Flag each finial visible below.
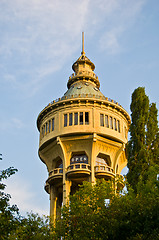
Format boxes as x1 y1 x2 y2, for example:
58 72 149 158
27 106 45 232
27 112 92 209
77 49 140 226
81 32 85 55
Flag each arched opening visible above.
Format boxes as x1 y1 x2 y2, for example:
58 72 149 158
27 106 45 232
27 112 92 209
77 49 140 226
70 151 88 165
55 158 63 169
95 153 114 179
96 153 111 167
67 151 90 179
51 157 63 174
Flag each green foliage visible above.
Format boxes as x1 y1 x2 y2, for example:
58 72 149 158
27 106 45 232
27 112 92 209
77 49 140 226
53 180 114 240
127 87 159 192
0 166 52 240
0 167 19 239
8 213 52 240
53 171 159 240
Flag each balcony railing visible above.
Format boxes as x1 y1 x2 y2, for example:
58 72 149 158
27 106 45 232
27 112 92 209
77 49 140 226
49 168 63 177
95 165 115 179
67 163 91 171
69 70 98 80
95 165 114 173
66 163 91 177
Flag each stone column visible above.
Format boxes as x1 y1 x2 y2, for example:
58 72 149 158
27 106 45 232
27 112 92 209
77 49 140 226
90 133 97 184
63 179 72 205
50 185 57 221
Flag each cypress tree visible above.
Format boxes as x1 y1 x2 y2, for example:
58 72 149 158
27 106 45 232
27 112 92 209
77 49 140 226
146 103 159 165
127 87 149 192
127 87 159 192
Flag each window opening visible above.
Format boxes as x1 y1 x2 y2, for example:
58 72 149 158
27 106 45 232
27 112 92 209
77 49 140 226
52 118 54 131
105 115 109 128
100 114 104 126
85 112 89 125
74 112 78 125
43 125 45 135
69 113 73 126
70 154 88 164
117 120 120 132
64 114 67 127
110 117 113 129
114 118 117 131
42 127 44 137
46 122 48 134
96 153 111 167
80 112 83 125
49 120 51 132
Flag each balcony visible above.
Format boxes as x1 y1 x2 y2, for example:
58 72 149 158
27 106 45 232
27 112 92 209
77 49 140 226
95 165 115 179
116 173 125 190
46 168 63 185
66 163 91 178
44 182 50 194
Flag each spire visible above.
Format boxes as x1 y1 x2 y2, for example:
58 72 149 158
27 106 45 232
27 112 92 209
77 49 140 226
67 32 100 89
81 32 85 55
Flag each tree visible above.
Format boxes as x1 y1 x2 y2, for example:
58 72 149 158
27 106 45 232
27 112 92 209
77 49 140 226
127 87 149 192
147 103 159 165
0 167 20 239
0 166 52 239
53 180 114 240
127 87 159 192
53 171 159 240
8 213 52 240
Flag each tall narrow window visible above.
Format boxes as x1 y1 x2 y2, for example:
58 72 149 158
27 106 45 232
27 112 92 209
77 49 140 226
69 113 73 126
110 117 113 129
46 122 48 134
124 126 127 138
105 115 109 128
42 127 44 137
117 120 120 133
64 114 67 127
43 125 45 135
100 114 104 126
114 118 117 131
80 112 83 125
49 120 51 132
74 112 78 125
85 112 89 125
52 118 54 131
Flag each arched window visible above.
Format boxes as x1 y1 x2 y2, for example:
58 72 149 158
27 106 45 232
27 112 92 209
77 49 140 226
52 157 63 169
55 159 63 169
70 152 88 164
96 153 111 167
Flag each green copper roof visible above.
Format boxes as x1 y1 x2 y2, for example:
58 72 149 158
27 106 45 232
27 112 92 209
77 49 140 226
63 80 105 98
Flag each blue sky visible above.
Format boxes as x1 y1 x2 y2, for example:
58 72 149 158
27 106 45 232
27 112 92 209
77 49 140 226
0 0 159 216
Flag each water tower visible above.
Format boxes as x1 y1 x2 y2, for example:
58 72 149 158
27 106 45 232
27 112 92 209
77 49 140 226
37 33 130 219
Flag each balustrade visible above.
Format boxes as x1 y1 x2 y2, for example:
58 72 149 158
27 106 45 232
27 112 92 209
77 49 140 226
95 165 113 173
67 163 90 171
49 168 63 177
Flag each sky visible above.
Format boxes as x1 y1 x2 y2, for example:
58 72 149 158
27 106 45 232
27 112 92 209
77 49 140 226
0 0 159 216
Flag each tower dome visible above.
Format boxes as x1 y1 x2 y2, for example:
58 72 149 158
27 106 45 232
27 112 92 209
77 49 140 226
37 33 131 220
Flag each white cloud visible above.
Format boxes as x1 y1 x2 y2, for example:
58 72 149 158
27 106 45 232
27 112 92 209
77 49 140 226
4 175 49 216
99 27 124 54
98 0 146 54
0 0 146 95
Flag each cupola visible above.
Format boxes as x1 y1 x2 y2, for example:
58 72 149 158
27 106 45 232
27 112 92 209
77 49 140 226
67 32 100 89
